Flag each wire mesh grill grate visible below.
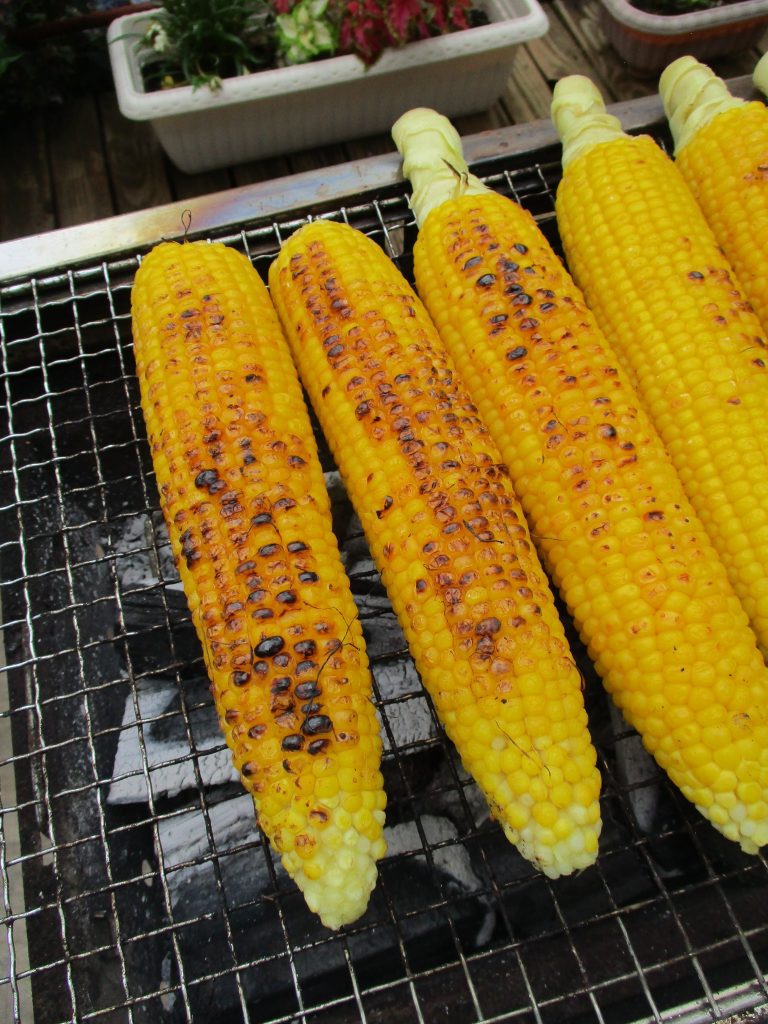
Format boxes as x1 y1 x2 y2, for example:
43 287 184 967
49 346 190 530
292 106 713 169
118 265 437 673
1 139 767 1024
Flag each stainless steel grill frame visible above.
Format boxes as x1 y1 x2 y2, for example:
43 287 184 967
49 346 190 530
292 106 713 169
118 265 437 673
1 86 767 1024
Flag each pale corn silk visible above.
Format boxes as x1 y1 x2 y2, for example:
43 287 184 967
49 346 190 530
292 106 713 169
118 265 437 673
131 240 386 930
270 220 603 880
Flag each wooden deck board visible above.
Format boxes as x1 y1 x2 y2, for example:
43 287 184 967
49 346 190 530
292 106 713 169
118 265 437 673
2 0 766 246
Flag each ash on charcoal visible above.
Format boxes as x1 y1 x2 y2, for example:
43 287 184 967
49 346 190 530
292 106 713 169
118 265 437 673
154 796 492 1020
108 677 238 804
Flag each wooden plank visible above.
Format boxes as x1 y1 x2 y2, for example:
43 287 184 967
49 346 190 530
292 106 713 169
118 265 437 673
98 92 173 215
0 112 55 243
527 1 623 100
167 164 234 203
501 45 554 124
45 95 115 229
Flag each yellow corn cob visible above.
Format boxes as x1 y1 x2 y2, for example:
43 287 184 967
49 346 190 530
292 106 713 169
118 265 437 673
268 219 602 878
551 75 768 660
130 240 386 929
658 56 768 334
391 107 768 855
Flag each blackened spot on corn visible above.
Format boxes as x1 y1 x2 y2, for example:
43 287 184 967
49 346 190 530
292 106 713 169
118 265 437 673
274 497 297 511
376 496 393 519
282 734 304 752
180 308 198 319
443 522 460 534
295 681 321 699
490 313 508 324
301 701 321 715
299 571 319 583
519 317 539 331
500 259 519 273
645 510 665 521
506 346 528 361
327 343 344 357
688 271 704 280
321 385 331 397
272 676 292 693
258 543 280 557
514 243 528 254
753 358 766 368
195 468 221 491
288 455 306 468
287 540 308 553
540 302 556 312
253 661 269 675
232 671 250 687
303 714 333 735
564 375 577 385
463 256 483 270
254 636 285 658
599 424 618 439
356 401 371 418
513 293 532 306
252 608 273 620
476 274 496 288
247 589 267 604
244 373 258 382
241 761 256 776
224 708 239 724
273 652 290 668
297 660 318 675
251 512 272 527
619 441 635 451
415 579 427 593
324 333 340 346
224 600 243 616
277 590 296 604
544 420 558 433
295 639 317 657
476 617 501 635
308 738 329 755
236 560 256 575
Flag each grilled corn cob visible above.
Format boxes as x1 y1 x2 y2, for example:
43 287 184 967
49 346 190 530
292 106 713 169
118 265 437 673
551 75 768 659
131 240 386 929
658 56 768 334
269 219 602 878
391 107 768 854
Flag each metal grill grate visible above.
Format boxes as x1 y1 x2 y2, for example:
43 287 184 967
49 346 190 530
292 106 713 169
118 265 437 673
1 124 768 1024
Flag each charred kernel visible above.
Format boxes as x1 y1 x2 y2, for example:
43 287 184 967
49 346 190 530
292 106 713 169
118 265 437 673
506 346 528 361
247 589 267 603
688 270 704 280
241 761 256 777
463 256 483 270
253 661 269 675
500 259 519 272
512 293 532 305
236 560 256 574
599 424 617 439
251 512 272 526
489 313 508 324
277 590 297 604
281 734 304 752
254 636 285 658
513 242 528 254
476 617 501 635
296 660 318 675
520 318 539 330
274 497 297 511
232 671 250 686
224 708 239 723
195 468 220 489
299 571 319 583
327 343 344 357
248 723 266 739
540 301 556 312
258 543 280 558
645 510 665 521
251 608 274 619
415 579 427 593
273 653 290 668
301 701 322 714
295 681 321 699
376 496 393 519
307 738 329 755
303 714 333 735
294 639 317 656
288 455 306 467
476 274 496 287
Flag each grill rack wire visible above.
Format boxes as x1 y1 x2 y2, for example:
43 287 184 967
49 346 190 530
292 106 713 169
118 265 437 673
0 118 767 1024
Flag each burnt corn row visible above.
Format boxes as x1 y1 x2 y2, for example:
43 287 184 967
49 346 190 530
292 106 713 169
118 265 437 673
130 240 386 930
268 218 603 879
391 107 768 854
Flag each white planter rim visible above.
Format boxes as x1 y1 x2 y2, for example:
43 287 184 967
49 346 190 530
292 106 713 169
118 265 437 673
108 0 548 122
598 0 768 36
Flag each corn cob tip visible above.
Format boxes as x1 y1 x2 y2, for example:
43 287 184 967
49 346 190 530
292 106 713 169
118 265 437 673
551 76 625 168
391 107 490 227
659 56 743 154
754 51 768 97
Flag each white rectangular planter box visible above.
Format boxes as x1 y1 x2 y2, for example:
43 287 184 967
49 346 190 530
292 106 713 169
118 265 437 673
598 0 768 72
108 0 548 174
